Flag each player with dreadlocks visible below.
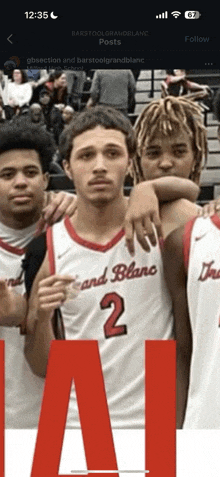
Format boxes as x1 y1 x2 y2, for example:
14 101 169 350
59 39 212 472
125 95 220 429
158 97 220 429
133 95 207 185
124 95 208 254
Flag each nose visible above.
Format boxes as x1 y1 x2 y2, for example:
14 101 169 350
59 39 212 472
93 153 107 173
159 154 173 170
13 172 28 187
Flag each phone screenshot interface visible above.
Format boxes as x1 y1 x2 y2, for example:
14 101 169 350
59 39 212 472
0 7 220 477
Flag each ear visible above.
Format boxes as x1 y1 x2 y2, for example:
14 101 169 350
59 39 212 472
62 159 73 181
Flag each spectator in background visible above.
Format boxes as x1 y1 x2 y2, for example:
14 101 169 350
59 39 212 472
87 69 136 116
0 104 5 124
161 69 211 98
29 103 45 126
29 69 50 104
0 70 9 112
50 104 64 145
0 96 6 122
62 105 75 127
68 70 86 110
44 71 69 106
6 69 33 119
132 70 141 82
38 88 54 129
37 88 62 143
213 87 220 143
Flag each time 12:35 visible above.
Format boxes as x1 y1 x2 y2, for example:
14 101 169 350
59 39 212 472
24 11 50 19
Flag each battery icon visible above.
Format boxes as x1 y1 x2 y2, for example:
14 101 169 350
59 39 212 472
185 11 201 19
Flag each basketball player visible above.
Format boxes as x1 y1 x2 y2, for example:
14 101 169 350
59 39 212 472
0 117 78 428
125 95 208 254
25 106 200 428
163 212 220 429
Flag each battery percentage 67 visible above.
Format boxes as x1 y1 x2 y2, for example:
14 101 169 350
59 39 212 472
185 11 201 19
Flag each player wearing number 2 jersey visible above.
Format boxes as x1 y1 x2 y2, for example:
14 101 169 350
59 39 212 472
45 215 172 427
25 106 198 428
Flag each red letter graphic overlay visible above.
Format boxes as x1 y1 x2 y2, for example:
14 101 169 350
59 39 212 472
0 342 3 477
145 341 176 477
31 340 118 477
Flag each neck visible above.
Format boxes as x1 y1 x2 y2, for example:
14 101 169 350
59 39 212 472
71 195 128 242
0 210 41 230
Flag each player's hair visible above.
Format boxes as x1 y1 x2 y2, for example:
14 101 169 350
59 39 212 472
133 96 207 185
59 105 136 162
0 117 56 172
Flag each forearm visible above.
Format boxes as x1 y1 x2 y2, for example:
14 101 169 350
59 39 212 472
25 317 55 378
176 347 191 428
170 290 191 428
151 176 199 203
163 228 192 428
35 74 49 87
173 292 191 428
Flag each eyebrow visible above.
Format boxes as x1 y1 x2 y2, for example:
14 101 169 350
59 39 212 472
76 143 124 153
146 142 188 149
172 142 188 147
0 165 40 173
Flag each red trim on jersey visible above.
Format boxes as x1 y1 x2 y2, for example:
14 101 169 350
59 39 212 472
46 227 56 275
64 216 125 252
0 237 26 255
183 216 197 272
211 214 220 230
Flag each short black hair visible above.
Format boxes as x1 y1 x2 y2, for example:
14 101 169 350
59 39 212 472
0 117 56 173
59 105 136 162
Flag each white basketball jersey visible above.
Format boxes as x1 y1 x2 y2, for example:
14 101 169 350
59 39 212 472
47 216 173 428
183 215 220 429
0 223 45 428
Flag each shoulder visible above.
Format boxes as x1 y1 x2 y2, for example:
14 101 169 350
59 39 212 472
164 223 185 257
163 214 200 274
160 198 199 239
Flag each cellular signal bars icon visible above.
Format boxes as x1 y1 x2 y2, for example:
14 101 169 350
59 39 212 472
156 11 168 19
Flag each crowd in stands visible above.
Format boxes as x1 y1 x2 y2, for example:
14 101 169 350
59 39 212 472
0 68 141 176
0 69 76 142
0 69 82 173
0 67 218 180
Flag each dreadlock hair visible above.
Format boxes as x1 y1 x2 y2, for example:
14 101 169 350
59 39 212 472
133 96 207 185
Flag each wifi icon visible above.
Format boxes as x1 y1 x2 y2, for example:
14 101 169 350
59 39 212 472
171 11 181 18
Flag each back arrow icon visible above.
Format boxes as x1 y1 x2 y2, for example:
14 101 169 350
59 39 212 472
7 34 13 44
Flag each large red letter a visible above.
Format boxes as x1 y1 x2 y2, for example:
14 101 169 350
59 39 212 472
31 340 118 477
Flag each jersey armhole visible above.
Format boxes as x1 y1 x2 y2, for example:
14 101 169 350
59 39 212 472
183 217 197 272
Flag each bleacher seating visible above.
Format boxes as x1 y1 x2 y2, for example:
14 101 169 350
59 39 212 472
50 70 220 204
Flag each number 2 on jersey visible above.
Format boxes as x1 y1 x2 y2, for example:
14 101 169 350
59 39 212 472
100 292 127 338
